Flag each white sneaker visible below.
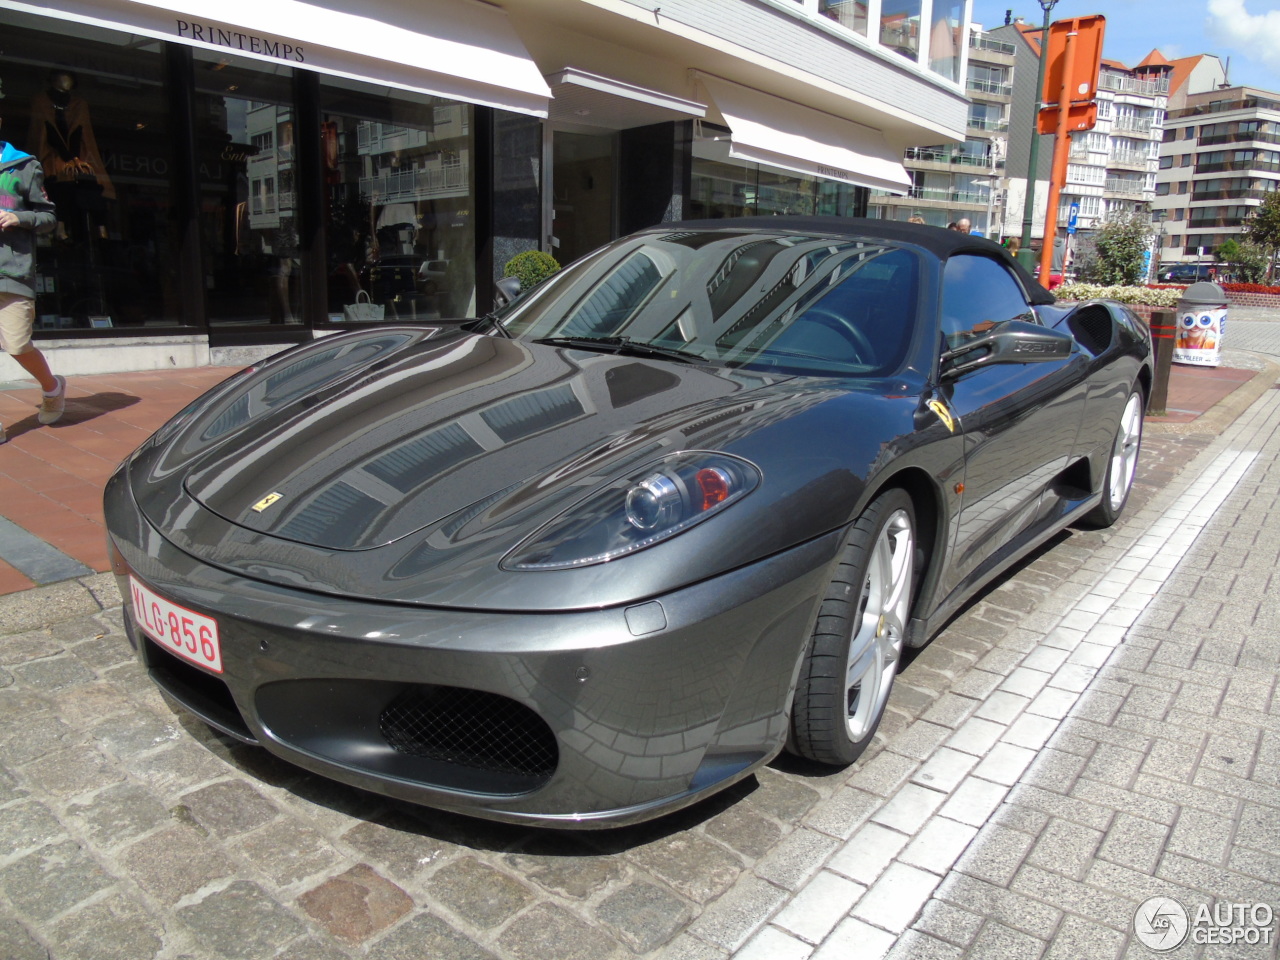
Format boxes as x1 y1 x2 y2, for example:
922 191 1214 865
38 375 66 425
0 422 6 444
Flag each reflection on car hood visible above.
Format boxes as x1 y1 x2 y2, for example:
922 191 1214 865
166 329 780 550
128 327 918 609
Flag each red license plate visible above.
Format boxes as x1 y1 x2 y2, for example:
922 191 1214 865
129 575 223 673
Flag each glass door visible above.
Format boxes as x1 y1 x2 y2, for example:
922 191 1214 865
550 130 616 267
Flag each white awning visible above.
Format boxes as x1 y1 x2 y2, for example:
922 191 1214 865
0 0 552 117
545 68 706 129
697 75 912 194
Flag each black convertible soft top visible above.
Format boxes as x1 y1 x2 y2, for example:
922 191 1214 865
650 215 1056 306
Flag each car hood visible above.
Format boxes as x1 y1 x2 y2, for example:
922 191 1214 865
129 327 919 609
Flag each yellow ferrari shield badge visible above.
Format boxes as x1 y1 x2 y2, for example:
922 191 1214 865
926 399 956 433
251 492 283 513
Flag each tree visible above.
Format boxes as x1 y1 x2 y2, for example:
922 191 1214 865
1218 237 1269 283
1080 211 1153 286
1243 192 1280 283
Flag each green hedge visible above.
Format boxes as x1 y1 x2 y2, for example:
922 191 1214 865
1054 283 1181 307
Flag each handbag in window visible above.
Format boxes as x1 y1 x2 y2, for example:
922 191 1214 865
343 289 384 323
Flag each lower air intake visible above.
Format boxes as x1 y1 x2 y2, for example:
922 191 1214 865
379 685 558 787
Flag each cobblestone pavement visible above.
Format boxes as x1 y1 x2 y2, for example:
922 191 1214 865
2 376 1278 959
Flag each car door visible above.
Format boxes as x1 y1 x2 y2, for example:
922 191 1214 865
934 254 1091 598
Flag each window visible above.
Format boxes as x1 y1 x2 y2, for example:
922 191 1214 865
319 77 476 324
1159 155 1174 169
4 20 187 330
820 0 868 35
940 255 1035 346
929 0 964 81
880 0 922 62
1181 154 1193 167
1156 182 1170 196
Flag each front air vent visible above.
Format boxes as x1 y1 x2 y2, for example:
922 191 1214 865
379 685 558 789
1068 304 1114 355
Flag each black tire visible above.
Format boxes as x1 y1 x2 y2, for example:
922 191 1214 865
789 488 917 766
1082 385 1144 529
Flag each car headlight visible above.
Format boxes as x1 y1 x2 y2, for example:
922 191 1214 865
503 452 761 571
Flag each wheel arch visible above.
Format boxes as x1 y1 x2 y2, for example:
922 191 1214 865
863 466 947 647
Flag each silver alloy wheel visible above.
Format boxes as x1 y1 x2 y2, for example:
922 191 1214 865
845 508 914 741
1108 392 1144 511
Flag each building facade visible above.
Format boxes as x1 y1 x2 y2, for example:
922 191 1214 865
868 24 1014 235
1154 84 1280 268
994 20 1168 256
0 0 972 373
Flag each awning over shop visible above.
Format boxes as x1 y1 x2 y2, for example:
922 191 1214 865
697 75 912 194
0 0 552 117
545 68 706 129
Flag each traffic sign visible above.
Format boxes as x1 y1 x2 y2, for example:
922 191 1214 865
1067 202 1079 235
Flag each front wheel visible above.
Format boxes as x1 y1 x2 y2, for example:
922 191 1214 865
788 488 917 766
1082 386 1144 528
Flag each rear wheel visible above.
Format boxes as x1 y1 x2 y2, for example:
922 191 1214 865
1082 386 1144 528
789 488 916 766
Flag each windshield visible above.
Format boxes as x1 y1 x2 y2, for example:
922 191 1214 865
498 230 922 376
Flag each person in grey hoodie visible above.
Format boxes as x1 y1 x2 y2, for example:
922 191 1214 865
1 114 64 443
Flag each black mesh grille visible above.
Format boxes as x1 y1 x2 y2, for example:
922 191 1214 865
1069 305 1114 355
378 686 558 786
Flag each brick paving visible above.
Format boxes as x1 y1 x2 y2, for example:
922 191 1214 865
0 350 1278 958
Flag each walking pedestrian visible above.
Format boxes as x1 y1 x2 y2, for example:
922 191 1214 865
0 114 63 443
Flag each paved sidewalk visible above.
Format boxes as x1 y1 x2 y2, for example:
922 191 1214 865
0 355 1278 960
740 387 1280 960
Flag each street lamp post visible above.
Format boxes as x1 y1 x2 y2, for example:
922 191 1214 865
1017 0 1058 272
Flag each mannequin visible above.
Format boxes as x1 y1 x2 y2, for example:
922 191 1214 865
28 70 114 241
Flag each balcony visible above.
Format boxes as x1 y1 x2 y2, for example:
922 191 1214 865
967 117 1009 133
905 146 1004 169
1104 178 1147 195
1172 95 1280 119
966 77 1013 98
906 186 991 205
1112 117 1154 136
1191 187 1273 202
1196 159 1280 175
1188 214 1249 228
1107 154 1153 172
1199 131 1280 147
360 164 469 202
969 33 1016 56
1098 73 1169 96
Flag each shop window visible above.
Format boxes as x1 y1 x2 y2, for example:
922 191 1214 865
191 52 299 327
689 150 865 222
319 77 476 323
2 18 185 330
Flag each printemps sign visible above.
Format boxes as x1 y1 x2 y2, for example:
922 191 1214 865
1134 897 1275 951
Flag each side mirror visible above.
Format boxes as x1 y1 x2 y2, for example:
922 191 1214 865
495 276 522 306
941 319 1074 379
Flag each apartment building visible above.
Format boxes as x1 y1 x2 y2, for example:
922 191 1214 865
993 20 1169 253
0 0 970 372
1153 82 1280 267
868 25 1015 235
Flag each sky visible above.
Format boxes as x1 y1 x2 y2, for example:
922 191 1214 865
970 0 1280 94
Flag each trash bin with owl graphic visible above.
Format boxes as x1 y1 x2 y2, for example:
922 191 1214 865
1173 281 1227 367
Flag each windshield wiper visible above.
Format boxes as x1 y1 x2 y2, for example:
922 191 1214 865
533 336 709 364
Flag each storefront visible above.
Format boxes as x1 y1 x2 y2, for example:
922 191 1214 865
0 0 957 371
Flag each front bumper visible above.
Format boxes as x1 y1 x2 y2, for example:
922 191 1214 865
106 468 841 828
